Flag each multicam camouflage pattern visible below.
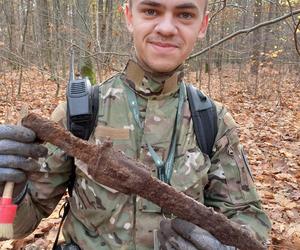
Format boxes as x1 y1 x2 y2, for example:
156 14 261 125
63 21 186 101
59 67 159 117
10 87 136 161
13 60 271 249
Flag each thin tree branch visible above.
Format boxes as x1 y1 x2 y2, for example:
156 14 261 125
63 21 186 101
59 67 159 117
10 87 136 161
210 0 227 21
0 50 66 82
295 19 300 56
73 0 97 47
286 0 297 26
226 4 247 12
188 9 300 60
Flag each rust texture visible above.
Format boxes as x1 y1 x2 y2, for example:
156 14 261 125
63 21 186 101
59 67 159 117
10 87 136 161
22 113 265 250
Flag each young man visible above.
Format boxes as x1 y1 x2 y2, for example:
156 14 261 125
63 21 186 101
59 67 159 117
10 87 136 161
0 0 271 249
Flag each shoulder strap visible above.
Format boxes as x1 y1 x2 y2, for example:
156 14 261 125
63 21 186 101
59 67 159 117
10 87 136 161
186 84 218 158
91 85 100 137
67 84 100 196
53 85 100 250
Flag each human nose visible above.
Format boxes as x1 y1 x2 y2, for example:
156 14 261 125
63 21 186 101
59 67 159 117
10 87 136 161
154 14 177 36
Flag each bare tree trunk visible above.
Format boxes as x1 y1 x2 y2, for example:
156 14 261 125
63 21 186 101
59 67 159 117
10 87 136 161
53 0 67 96
205 24 212 96
17 0 32 95
37 0 53 72
3 0 18 69
207 47 212 96
73 0 93 51
238 0 248 83
104 0 113 63
216 27 224 71
263 1 275 56
250 0 263 76
98 0 105 46
217 11 225 100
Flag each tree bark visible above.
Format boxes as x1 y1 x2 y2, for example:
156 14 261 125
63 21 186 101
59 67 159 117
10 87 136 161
37 0 53 71
22 113 266 250
263 1 275 56
3 0 18 69
250 0 263 76
17 0 31 96
98 0 105 46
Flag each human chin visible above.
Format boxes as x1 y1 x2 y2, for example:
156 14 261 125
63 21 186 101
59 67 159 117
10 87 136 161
145 57 180 73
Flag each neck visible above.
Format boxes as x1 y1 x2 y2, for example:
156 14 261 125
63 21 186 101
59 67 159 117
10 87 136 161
135 56 182 83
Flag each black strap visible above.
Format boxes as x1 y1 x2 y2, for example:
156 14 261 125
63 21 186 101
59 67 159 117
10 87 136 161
52 201 70 249
52 85 100 250
91 85 100 137
67 85 100 197
186 84 218 158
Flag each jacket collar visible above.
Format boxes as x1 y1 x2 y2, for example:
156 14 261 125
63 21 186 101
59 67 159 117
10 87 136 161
123 60 184 98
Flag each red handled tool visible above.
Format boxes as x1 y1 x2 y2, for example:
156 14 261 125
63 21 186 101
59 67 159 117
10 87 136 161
0 182 17 239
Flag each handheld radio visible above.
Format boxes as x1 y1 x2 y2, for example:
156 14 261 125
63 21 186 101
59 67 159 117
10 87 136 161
67 47 94 140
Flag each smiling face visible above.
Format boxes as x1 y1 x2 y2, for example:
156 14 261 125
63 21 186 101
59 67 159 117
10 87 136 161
125 0 208 73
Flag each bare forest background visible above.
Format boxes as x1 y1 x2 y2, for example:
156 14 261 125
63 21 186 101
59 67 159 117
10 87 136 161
0 0 299 249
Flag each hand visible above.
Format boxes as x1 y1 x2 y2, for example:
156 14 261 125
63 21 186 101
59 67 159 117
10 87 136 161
0 125 48 202
158 218 235 250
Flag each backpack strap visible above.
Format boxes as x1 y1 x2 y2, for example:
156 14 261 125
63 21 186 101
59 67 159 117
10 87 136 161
67 84 100 196
52 85 100 250
186 84 218 158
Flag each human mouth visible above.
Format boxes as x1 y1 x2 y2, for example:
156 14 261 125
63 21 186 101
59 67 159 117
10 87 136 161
151 42 178 48
149 41 179 53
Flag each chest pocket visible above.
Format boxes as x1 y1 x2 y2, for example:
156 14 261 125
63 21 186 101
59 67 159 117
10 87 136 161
94 125 130 141
171 147 210 204
221 129 260 203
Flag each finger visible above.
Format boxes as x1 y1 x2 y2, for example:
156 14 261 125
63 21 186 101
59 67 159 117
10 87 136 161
160 220 175 239
0 140 48 158
0 168 27 183
160 220 196 250
165 241 178 250
159 220 178 250
171 218 197 241
157 230 168 250
168 236 199 250
158 226 198 250
157 230 176 250
0 155 41 172
172 219 221 250
0 125 36 143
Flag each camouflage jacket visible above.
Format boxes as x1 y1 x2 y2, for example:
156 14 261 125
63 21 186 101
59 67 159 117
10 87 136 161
13 60 271 249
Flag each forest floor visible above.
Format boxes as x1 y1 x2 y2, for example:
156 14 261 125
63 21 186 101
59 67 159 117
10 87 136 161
0 65 299 250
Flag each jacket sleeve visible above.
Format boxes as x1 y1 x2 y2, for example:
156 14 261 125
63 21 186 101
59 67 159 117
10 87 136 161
13 103 72 238
204 104 272 244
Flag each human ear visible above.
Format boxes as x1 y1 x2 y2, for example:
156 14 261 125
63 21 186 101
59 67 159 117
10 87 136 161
197 11 209 39
124 4 134 33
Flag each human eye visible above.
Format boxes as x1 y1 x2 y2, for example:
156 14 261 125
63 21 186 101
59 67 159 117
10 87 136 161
178 12 194 20
144 8 158 16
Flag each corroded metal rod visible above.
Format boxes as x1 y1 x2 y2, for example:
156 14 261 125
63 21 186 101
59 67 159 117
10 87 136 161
22 113 265 250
